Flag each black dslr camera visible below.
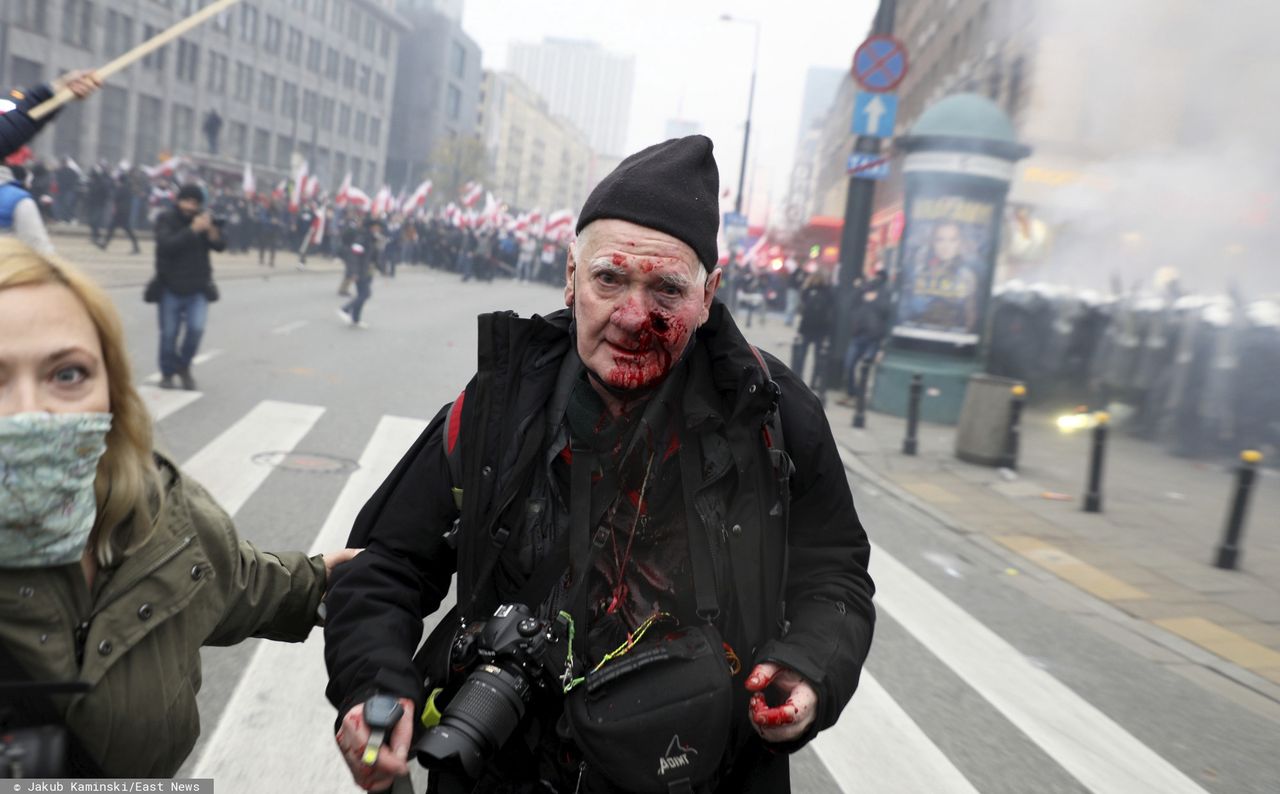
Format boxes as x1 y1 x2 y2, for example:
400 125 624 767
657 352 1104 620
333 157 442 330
413 603 569 779
0 679 90 778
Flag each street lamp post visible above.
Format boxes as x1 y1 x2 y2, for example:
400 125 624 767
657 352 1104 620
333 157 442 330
720 14 759 218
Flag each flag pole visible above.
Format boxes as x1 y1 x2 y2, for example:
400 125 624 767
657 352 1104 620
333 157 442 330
29 0 246 121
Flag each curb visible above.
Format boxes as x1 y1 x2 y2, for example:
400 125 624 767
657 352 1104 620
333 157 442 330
835 437 1280 708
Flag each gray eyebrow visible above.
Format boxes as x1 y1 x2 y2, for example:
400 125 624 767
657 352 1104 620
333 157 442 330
587 260 695 290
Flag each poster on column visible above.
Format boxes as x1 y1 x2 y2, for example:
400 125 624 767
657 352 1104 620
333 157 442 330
893 190 1000 346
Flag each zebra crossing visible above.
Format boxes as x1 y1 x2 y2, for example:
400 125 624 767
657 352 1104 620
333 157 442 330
146 385 1226 794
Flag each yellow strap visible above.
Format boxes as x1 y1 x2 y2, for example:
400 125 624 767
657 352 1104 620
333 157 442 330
420 687 445 728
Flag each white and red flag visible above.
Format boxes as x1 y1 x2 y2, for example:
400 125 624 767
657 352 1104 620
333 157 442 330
460 181 483 207
407 179 433 210
309 212 326 247
371 185 392 216
242 162 255 198
142 155 187 179
345 186 372 211
543 209 574 240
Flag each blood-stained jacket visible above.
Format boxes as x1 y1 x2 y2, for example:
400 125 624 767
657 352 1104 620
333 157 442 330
324 301 875 792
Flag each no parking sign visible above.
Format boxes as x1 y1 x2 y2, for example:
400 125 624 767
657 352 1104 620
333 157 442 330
852 34 909 92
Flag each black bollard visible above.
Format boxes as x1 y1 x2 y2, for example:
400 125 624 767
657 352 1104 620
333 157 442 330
1001 384 1027 469
1214 450 1264 570
790 336 805 375
810 340 828 393
1082 412 1109 513
852 357 870 428
902 374 922 455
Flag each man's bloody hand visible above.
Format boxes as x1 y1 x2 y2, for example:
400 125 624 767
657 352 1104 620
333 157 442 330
745 662 818 743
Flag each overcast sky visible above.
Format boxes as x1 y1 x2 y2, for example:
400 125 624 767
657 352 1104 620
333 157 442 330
461 0 877 223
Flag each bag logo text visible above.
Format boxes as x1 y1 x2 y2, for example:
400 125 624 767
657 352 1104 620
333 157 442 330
657 734 698 776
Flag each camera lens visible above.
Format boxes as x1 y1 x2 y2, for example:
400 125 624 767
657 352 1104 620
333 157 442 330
413 663 532 779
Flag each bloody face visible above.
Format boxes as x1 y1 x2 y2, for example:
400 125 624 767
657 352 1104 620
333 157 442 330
565 219 720 399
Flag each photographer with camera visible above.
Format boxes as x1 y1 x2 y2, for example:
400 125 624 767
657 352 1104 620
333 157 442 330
324 136 875 793
150 183 224 391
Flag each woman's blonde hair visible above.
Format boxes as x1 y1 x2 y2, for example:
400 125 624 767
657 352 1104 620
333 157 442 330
0 239 161 566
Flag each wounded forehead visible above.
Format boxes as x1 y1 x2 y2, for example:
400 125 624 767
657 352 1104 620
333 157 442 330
576 220 706 279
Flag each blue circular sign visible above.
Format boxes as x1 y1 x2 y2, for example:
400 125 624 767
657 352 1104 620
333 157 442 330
853 35 909 92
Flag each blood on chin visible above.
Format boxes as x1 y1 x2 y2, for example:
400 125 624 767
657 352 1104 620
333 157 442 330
604 352 670 390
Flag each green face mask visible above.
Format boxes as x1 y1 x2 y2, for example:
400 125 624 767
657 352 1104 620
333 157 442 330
0 412 112 568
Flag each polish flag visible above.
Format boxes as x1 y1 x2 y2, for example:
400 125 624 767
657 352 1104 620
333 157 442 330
345 186 371 210
407 179 433 210
371 185 392 216
242 162 256 198
743 233 769 267
334 173 352 207
460 181 483 207
543 209 573 238
309 212 326 246
271 180 287 202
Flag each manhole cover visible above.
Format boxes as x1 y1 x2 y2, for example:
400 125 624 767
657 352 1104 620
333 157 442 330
251 451 359 475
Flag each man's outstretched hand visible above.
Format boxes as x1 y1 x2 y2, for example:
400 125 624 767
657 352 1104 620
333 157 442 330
336 698 415 791
745 662 818 743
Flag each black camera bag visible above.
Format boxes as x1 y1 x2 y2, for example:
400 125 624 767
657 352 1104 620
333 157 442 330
564 622 732 794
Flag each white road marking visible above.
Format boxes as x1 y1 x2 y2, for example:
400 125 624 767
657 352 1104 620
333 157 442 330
143 349 224 383
869 543 1210 794
192 416 441 793
136 384 202 422
181 400 325 515
811 671 980 794
271 320 309 335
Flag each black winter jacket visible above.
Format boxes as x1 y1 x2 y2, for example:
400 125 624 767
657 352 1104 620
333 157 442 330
0 84 56 160
153 208 226 296
324 302 875 792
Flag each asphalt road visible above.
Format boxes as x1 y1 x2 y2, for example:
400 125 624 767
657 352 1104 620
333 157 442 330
85 264 1279 793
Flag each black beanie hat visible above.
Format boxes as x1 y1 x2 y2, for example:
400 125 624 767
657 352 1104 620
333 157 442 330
177 183 204 203
576 135 720 268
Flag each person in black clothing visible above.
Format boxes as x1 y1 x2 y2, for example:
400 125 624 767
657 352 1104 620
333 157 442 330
337 217 380 328
97 171 141 254
85 163 112 245
794 271 835 384
0 71 100 160
324 136 874 794
256 199 281 267
153 184 225 390
838 269 892 405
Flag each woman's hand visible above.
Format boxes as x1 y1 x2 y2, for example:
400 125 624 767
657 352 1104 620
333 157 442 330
323 547 363 581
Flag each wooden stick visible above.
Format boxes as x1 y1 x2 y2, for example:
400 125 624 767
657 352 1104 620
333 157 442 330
28 0 246 121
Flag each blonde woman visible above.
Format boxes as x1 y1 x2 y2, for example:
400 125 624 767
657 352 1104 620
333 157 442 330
0 239 356 777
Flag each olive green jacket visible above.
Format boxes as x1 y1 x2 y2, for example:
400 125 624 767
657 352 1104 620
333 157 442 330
0 456 326 777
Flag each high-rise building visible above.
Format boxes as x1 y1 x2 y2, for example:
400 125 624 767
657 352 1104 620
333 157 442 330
784 66 846 228
479 71 593 214
507 38 635 157
385 0 482 193
0 0 408 190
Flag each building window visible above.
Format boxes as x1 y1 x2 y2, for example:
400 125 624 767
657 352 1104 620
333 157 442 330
135 95 163 165
53 92 85 161
321 97 335 131
240 4 259 43
302 90 318 123
234 62 254 103
286 28 304 64
176 40 200 83
14 0 48 34
254 128 271 165
61 0 93 49
97 86 128 165
348 8 362 41
206 52 228 94
275 135 294 170
259 75 277 111
374 73 385 101
343 57 356 88
338 104 351 135
331 0 346 29
450 41 466 79
325 48 340 80
312 0 328 18
142 25 167 71
104 11 134 59
354 111 367 142
380 26 391 59
170 104 195 152
358 65 371 93
350 157 362 188
282 82 299 117
334 152 347 181
229 121 248 160
446 85 462 121
307 38 323 73
369 117 381 147
264 16 282 53
363 16 376 49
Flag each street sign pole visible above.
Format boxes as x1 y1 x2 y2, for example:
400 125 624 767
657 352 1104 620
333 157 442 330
826 0 899 396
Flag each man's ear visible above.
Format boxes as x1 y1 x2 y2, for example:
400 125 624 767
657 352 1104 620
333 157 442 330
700 266 723 325
564 246 577 308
